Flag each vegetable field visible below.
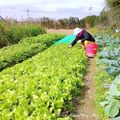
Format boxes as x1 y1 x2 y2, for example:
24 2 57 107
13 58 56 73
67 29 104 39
0 0 120 119
0 40 87 119
95 33 120 120
0 30 120 120
0 33 65 71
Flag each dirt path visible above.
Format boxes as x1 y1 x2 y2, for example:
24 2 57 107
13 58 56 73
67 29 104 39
47 29 74 35
72 58 99 120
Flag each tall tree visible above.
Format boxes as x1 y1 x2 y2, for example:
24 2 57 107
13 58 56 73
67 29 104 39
105 0 120 28
84 15 98 28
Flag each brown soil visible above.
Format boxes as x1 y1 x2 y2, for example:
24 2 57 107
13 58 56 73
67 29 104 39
72 58 99 120
47 29 74 35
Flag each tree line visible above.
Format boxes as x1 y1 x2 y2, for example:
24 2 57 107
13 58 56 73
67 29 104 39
99 0 120 29
37 0 120 30
26 15 100 29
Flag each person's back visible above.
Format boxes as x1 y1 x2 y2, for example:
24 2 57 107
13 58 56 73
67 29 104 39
81 30 95 42
68 28 98 58
70 29 95 47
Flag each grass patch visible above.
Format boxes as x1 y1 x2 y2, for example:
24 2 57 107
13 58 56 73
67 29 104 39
94 57 112 120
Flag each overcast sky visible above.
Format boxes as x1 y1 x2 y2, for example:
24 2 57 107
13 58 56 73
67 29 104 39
0 0 105 20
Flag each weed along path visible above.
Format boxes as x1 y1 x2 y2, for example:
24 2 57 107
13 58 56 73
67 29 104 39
72 58 99 120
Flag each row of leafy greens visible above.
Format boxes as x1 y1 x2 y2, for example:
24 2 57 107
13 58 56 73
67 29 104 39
0 33 65 71
0 44 87 120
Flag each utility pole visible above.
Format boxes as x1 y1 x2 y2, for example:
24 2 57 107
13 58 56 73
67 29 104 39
89 6 93 15
26 9 30 19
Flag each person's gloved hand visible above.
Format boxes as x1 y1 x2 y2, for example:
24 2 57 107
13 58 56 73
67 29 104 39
68 45 72 48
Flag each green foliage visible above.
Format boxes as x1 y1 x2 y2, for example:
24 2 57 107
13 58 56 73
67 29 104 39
6 24 46 44
113 116 120 120
88 27 100 34
100 75 120 118
95 32 120 48
106 0 120 8
0 22 46 48
0 33 65 70
95 33 120 119
84 15 99 28
0 44 87 119
99 10 109 27
55 17 85 29
113 32 120 38
37 16 100 29
95 60 112 120
0 22 10 47
105 0 120 28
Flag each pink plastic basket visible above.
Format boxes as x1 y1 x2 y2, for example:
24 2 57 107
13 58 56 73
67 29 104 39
86 43 98 58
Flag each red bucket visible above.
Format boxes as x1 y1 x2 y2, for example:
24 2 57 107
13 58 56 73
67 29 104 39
86 43 98 58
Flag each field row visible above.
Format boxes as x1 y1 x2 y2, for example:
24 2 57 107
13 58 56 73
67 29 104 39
0 44 87 120
0 33 65 71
